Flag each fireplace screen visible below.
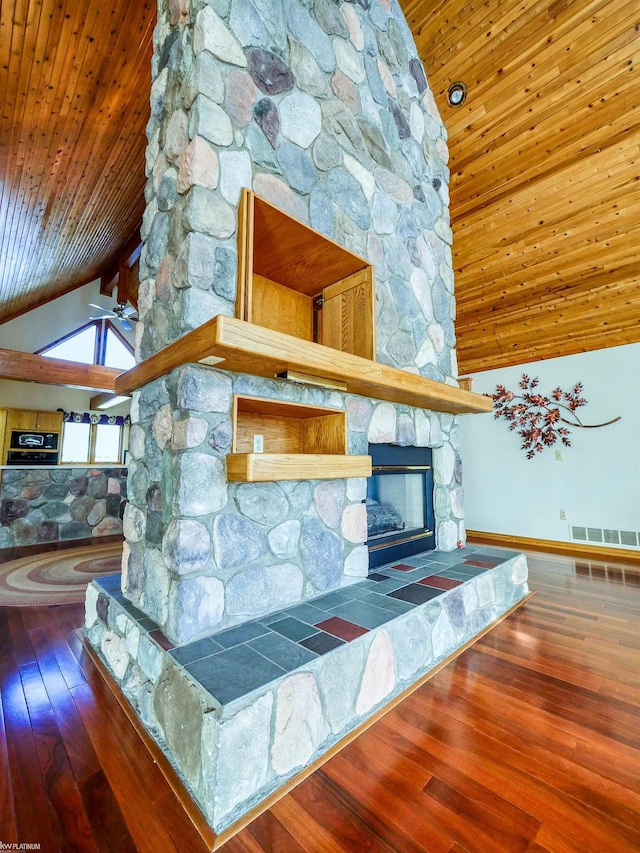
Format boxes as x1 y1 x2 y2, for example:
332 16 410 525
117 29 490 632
366 444 435 568
366 472 426 539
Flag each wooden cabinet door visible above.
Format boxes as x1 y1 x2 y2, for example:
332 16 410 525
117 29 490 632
34 411 63 432
320 268 376 361
8 411 38 431
7 410 62 432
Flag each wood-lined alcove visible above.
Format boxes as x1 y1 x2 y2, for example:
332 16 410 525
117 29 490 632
236 190 376 361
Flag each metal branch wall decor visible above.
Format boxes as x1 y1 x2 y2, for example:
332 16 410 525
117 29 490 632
491 374 621 459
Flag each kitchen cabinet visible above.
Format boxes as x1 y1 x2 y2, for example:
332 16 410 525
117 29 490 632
1 408 63 465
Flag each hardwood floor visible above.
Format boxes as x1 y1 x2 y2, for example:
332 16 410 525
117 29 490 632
1 549 640 851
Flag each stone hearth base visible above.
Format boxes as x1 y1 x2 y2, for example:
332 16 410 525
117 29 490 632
84 546 529 839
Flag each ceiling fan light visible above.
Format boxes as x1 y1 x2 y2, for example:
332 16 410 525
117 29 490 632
447 81 467 107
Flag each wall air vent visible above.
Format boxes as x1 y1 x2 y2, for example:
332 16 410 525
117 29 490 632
570 526 639 549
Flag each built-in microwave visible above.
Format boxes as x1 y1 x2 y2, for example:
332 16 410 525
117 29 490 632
10 430 59 450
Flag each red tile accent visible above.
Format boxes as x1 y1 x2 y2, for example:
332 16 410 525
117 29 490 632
391 563 416 572
464 559 497 569
418 575 463 590
149 629 175 651
315 617 369 642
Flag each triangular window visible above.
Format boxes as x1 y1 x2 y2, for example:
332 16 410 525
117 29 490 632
38 319 134 368
103 325 135 370
39 323 98 364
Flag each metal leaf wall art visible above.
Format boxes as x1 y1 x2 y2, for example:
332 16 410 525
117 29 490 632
491 374 621 459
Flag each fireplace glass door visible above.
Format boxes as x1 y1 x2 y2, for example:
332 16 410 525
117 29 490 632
367 471 426 540
366 444 435 568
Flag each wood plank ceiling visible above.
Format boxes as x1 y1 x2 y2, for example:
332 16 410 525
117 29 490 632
1 0 639 376
403 0 640 373
0 0 154 324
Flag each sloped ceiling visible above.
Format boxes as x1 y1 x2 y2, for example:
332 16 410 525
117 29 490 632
0 0 154 324
402 0 640 372
1 0 639 375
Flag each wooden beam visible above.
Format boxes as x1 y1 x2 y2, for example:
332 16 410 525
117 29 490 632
100 263 120 297
89 391 131 409
0 348 120 392
99 228 142 299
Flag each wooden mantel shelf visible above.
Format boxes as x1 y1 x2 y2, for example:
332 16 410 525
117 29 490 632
115 315 492 415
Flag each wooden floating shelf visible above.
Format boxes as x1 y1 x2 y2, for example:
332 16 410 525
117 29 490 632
229 395 370 481
115 315 493 416
227 453 372 482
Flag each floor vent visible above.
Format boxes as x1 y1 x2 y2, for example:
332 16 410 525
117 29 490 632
571 526 639 549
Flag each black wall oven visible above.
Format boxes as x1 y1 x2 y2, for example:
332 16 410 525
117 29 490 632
6 450 59 465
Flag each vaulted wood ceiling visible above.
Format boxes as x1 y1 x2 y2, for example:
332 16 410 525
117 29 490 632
1 0 639 375
404 0 640 373
0 0 154 324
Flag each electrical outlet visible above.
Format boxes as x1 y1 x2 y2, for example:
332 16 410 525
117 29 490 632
559 509 567 520
555 450 562 461
253 434 264 453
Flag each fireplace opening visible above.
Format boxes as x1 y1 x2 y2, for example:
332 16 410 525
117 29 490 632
366 444 435 569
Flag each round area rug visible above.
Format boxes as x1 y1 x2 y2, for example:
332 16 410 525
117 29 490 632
0 542 123 606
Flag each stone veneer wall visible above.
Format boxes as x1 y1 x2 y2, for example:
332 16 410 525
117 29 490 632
124 368 463 643
86 553 529 834
124 0 464 645
0 467 127 548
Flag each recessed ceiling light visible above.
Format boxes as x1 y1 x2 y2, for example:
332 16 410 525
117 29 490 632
447 82 467 107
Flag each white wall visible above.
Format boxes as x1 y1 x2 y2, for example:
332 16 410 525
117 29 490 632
0 280 132 417
459 343 640 543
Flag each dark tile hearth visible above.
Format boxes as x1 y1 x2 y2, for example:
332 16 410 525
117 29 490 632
186 644 286 706
270 616 318 643
299 632 345 655
94 545 518 709
388 583 443 605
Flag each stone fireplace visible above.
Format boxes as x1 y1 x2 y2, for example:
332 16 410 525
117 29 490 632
84 0 529 840
114 0 469 647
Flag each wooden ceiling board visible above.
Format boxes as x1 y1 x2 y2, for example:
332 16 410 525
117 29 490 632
0 0 154 324
403 0 640 372
2 0 639 379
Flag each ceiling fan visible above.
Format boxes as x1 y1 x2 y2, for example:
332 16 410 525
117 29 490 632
89 301 139 331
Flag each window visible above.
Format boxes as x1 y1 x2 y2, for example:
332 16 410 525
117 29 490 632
39 319 134 368
61 423 91 463
60 420 126 464
94 423 122 462
39 319 134 466
103 329 135 370
40 324 98 364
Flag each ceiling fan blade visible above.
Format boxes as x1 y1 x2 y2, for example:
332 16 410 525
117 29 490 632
90 313 115 320
123 305 137 316
120 319 133 331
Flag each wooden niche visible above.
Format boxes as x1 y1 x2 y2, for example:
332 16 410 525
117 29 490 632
227 395 372 482
236 189 376 361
